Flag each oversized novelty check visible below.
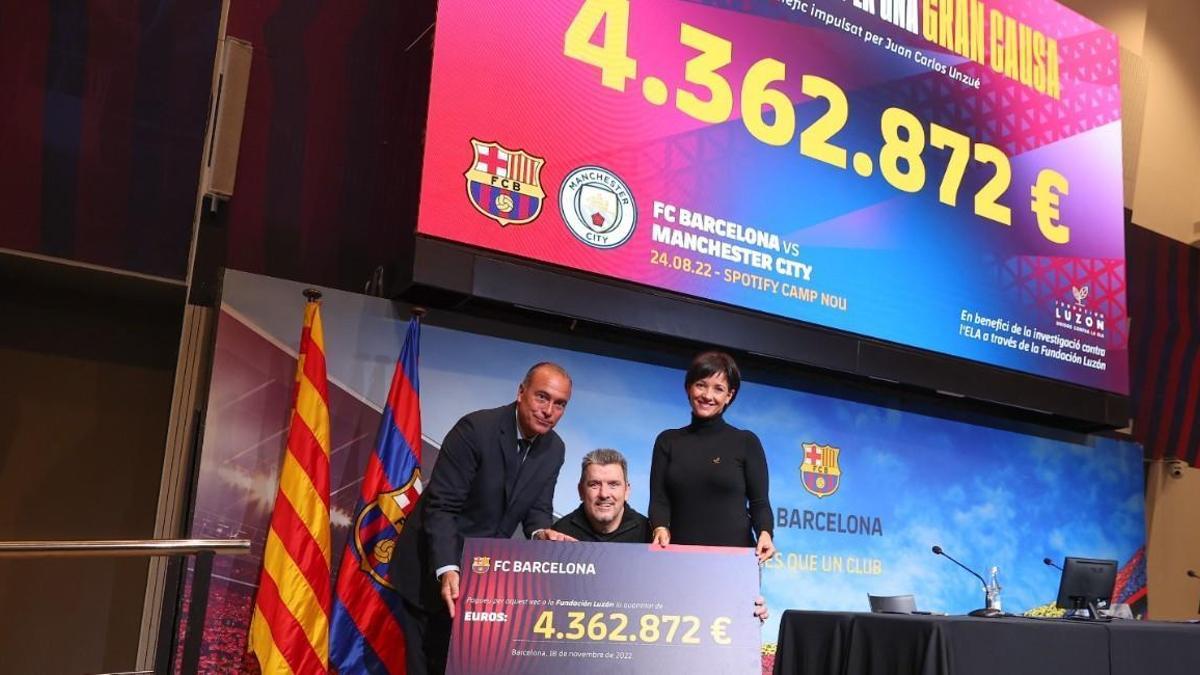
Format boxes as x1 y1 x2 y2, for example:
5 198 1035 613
446 538 760 674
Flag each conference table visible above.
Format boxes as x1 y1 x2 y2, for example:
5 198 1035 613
772 610 1200 675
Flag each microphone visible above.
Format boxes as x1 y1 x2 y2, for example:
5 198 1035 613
931 545 1000 617
1044 557 1064 572
932 545 988 589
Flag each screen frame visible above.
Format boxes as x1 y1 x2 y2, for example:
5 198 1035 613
390 236 1130 429
413 0 1131 399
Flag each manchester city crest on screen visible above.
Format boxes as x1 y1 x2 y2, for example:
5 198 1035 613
464 139 546 227
558 165 636 249
800 442 841 498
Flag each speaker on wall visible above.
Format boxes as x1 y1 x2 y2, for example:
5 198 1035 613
202 37 253 201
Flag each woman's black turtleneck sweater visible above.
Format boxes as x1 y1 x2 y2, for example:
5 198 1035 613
648 413 773 547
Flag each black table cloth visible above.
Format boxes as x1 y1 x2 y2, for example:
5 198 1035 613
773 610 1199 675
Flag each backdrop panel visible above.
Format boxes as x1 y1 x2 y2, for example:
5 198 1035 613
179 270 1143 671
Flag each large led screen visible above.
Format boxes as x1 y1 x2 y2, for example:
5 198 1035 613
416 0 1128 394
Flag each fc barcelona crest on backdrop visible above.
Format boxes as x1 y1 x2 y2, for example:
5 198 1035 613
351 471 423 588
800 442 841 498
464 139 546 227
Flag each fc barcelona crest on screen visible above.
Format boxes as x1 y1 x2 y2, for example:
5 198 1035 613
471 556 492 574
800 442 841 498
464 139 546 227
351 471 423 588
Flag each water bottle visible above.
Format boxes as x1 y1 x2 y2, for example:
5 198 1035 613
985 566 1003 612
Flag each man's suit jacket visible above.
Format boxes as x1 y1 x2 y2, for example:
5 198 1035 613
390 402 565 609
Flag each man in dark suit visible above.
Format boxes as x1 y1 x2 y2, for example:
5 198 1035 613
390 362 576 674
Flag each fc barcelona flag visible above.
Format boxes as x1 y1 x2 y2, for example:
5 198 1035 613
330 317 423 673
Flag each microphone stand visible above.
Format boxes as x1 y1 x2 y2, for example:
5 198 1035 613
932 546 1001 617
1188 570 1200 615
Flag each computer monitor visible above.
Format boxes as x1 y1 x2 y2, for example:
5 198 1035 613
1055 557 1117 619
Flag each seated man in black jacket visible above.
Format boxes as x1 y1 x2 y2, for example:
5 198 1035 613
551 448 650 543
552 448 769 622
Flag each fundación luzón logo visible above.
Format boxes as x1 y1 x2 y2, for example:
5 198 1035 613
1053 284 1106 339
800 442 842 498
558 165 637 249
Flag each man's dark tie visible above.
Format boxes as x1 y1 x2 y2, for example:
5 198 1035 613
517 438 532 463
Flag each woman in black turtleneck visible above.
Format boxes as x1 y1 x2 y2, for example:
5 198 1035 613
648 351 776 562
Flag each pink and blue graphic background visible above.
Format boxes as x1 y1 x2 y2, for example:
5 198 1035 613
416 0 1128 394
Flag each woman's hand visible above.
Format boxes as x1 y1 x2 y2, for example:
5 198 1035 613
652 526 671 548
754 596 769 623
755 531 776 563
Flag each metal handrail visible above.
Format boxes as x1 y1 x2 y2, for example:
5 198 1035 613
0 539 251 675
0 538 251 558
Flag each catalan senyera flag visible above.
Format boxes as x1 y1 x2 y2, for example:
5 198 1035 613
249 295 333 674
330 317 423 674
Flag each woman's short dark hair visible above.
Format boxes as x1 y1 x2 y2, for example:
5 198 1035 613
684 351 741 405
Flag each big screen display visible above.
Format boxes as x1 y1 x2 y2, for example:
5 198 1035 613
415 0 1128 394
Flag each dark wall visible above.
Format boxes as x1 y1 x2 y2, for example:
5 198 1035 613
0 256 183 674
1127 224 1200 466
208 0 435 292
0 0 221 279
